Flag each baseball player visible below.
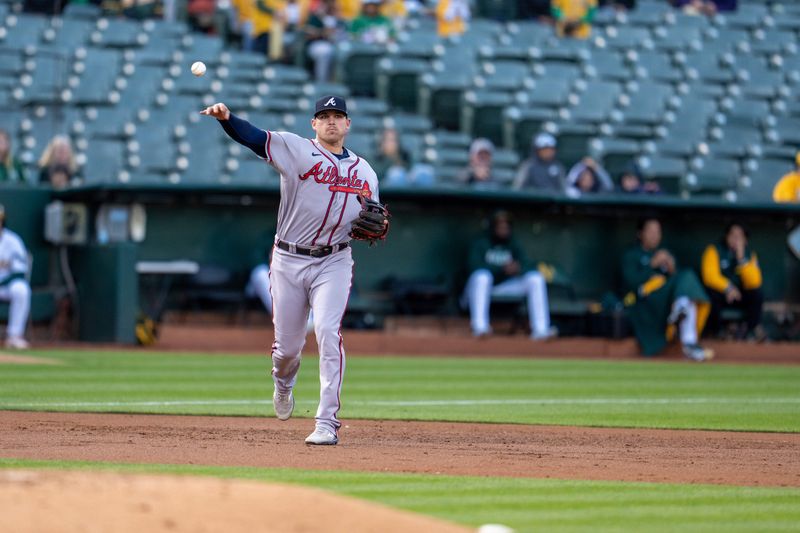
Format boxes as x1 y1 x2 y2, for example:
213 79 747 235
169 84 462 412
201 95 389 445
0 204 31 350
463 210 555 340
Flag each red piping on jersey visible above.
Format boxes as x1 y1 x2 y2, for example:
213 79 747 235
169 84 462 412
267 245 278 376
311 192 336 246
265 131 273 162
326 156 360 245
309 139 344 247
332 263 354 433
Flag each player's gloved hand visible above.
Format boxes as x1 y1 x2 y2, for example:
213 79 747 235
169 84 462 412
349 195 390 245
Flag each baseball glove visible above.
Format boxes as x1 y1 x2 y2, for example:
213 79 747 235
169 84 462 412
350 196 390 245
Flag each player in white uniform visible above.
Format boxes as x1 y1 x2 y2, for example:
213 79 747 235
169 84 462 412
201 95 385 445
0 204 31 349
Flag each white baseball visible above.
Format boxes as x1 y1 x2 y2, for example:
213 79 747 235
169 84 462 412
191 61 206 77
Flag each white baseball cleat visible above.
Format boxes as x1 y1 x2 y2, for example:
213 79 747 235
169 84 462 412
682 344 714 362
304 427 338 445
273 389 294 421
4 337 30 350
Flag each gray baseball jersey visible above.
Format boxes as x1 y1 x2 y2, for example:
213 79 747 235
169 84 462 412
253 128 380 439
263 131 380 246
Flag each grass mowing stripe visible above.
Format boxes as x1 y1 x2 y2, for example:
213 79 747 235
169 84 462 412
1 351 798 432
0 459 797 533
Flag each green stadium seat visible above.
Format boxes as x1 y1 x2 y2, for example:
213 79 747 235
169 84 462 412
589 137 640 179
424 130 471 150
375 56 428 112
461 90 514 145
82 139 126 184
0 14 48 50
432 164 462 185
63 3 101 19
625 2 670 27
425 146 468 168
492 147 519 171
550 122 597 168
503 106 558 156
476 60 533 93
636 154 686 194
385 113 431 135
520 78 572 109
393 30 442 60
618 81 672 125
344 132 375 159
678 51 736 85
91 18 143 48
684 156 739 195
183 34 224 61
584 49 629 81
568 81 620 124
631 50 682 83
477 42 535 63
84 107 136 139
498 20 554 47
418 71 472 130
46 18 92 48
226 158 278 186
348 97 389 116
773 118 800 146
738 158 788 203
719 4 769 30
652 25 702 52
336 41 385 96
601 26 652 51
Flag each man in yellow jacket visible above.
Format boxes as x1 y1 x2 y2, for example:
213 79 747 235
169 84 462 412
773 152 800 203
701 222 765 341
552 0 597 39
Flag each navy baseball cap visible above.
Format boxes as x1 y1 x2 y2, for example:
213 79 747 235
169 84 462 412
314 95 348 117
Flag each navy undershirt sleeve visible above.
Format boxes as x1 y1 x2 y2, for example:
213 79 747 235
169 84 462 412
219 113 268 158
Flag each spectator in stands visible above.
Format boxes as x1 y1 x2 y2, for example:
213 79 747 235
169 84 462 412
513 132 565 192
187 0 218 34
381 0 409 31
565 157 613 197
349 0 395 44
772 152 800 204
551 0 597 39
617 162 661 195
251 0 301 58
0 204 31 350
229 0 255 50
38 135 77 189
518 0 553 21
337 0 361 22
303 0 342 81
670 0 736 16
436 0 470 38
459 138 498 189
0 129 27 184
463 210 555 340
701 222 765 341
621 217 712 361
598 0 635 10
373 128 410 183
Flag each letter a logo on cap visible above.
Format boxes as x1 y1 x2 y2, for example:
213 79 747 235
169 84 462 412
325 97 336 107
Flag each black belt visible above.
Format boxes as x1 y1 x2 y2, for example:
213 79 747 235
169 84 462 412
275 240 349 258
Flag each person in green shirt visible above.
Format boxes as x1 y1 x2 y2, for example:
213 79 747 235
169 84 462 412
621 217 712 361
0 129 27 184
463 210 554 340
349 0 394 44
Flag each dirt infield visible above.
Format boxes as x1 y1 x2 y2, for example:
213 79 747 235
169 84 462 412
0 469 469 533
2 411 799 488
150 324 800 365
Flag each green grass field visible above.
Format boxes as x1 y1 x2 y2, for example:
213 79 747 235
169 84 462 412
1 458 798 533
1 350 799 431
1 349 799 532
